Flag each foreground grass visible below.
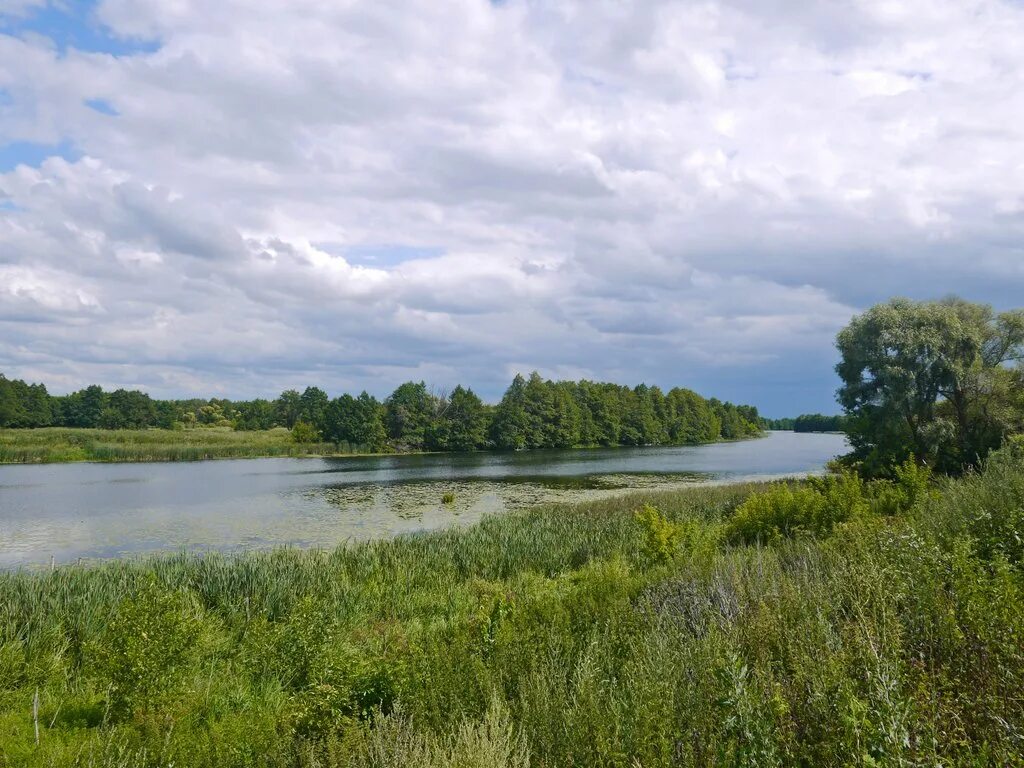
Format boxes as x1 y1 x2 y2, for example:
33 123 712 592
1 450 1023 766
0 427 369 463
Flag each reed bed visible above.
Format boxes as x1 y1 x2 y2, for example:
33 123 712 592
0 427 368 464
0 456 1022 766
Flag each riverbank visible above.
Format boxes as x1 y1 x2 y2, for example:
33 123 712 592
0 427 375 464
1 445 1022 766
0 426 766 465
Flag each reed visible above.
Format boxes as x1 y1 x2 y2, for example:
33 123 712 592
0 427 371 464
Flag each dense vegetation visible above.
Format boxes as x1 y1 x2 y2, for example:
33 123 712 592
0 372 762 460
2 440 1023 766
761 414 848 433
0 427 352 464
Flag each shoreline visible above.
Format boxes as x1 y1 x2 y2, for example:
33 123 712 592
0 428 768 466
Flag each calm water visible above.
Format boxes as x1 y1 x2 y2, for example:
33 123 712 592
0 431 847 567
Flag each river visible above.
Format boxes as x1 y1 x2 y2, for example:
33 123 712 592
0 431 847 567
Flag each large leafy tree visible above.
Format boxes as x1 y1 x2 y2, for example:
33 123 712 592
547 382 582 448
298 386 330 430
274 389 302 428
323 392 387 450
234 398 276 430
101 389 158 429
384 381 439 448
490 374 530 450
426 385 488 451
61 384 106 428
837 297 1024 475
353 392 388 451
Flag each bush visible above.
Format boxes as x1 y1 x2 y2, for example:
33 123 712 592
914 441 1024 564
870 458 933 516
291 420 321 443
634 504 682 565
97 581 204 720
726 472 870 544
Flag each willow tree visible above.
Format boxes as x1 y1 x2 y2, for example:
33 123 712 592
836 297 1024 475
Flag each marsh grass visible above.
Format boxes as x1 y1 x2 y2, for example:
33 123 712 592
0 427 368 464
1 455 1023 766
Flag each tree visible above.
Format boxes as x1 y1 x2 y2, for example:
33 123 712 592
0 375 28 427
298 386 329 431
274 390 302 428
666 388 718 444
323 394 359 445
102 389 158 429
547 382 582 448
0 375 54 427
490 374 530 449
426 385 487 451
353 392 387 451
792 414 847 433
234 399 276 430
522 372 556 448
61 385 106 428
837 297 1024 475
582 381 622 446
384 382 438 449
324 392 387 450
621 386 659 445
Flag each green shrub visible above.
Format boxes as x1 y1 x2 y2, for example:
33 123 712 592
726 472 870 544
914 441 1024 564
870 458 933 516
635 504 683 565
97 580 204 720
291 420 321 444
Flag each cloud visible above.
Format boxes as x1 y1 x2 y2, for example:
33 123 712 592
0 0 1023 415
0 1 47 20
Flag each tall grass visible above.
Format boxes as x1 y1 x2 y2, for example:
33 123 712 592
0 453 1022 766
0 427 371 464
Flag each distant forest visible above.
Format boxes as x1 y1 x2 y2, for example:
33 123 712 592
0 372 762 452
762 414 848 433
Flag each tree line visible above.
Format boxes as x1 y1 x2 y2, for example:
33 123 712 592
0 371 762 452
762 414 848 432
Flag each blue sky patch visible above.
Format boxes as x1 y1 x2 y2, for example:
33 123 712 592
0 1 159 57
85 97 118 116
0 139 80 171
338 244 445 267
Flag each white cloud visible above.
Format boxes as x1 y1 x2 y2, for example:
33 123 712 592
1 0 1023 414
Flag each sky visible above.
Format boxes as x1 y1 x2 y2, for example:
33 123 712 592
1 1 1023 417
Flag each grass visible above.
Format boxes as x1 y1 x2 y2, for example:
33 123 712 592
1 447 1023 766
0 427 371 464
